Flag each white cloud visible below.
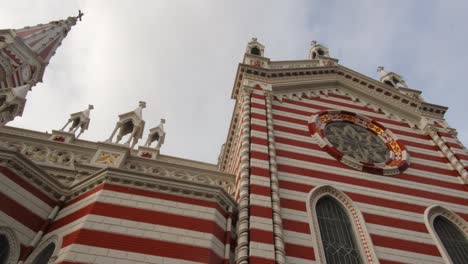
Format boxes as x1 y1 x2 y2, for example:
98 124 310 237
2 0 468 163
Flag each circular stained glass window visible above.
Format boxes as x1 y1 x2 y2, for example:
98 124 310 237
324 122 390 164
308 110 409 175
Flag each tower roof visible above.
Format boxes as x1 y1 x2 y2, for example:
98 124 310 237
13 11 83 64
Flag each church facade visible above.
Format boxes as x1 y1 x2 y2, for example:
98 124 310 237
0 14 467 264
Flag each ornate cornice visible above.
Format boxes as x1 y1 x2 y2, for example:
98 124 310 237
230 63 448 121
0 126 237 206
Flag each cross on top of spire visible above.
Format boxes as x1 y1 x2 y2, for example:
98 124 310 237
77 10 84 21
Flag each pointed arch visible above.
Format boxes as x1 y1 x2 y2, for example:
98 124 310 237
306 185 379 264
25 235 61 264
0 226 20 264
425 205 468 264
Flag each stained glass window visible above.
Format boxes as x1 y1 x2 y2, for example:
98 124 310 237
433 216 468 264
31 243 55 264
0 235 9 264
324 122 389 164
316 196 363 264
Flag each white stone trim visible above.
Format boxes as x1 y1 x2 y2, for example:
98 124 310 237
235 87 252 264
424 205 468 264
306 185 379 264
0 226 21 264
265 92 286 263
24 235 62 264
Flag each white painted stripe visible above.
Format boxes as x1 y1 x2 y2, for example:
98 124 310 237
367 223 433 244
98 190 227 229
250 241 275 259
285 256 316 264
250 216 274 231
374 246 443 264
56 190 102 220
283 230 313 246
56 189 228 230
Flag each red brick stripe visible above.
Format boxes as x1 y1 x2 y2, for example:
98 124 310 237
0 166 56 207
284 243 315 260
62 229 223 264
0 192 43 231
371 234 440 257
51 201 225 242
278 164 468 206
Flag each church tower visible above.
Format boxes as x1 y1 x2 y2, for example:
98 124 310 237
0 13 467 264
0 11 82 125
219 40 468 264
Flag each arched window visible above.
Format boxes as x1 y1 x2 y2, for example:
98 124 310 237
316 196 362 264
0 227 19 264
425 205 468 264
307 185 378 264
433 216 468 264
0 235 9 264
31 243 55 264
250 47 261 56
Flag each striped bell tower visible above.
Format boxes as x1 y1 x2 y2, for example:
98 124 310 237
219 40 468 264
0 11 82 126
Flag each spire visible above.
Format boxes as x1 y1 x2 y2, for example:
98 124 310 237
106 101 147 148
0 83 31 126
59 104 94 138
377 66 408 89
13 10 83 64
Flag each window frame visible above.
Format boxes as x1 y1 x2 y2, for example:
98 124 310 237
0 226 20 264
24 235 61 264
306 185 379 264
424 205 468 264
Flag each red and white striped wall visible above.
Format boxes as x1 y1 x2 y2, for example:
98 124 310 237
269 91 468 264
0 165 58 261
39 183 233 264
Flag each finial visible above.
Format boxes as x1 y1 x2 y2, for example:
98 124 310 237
252 37 258 42
88 104 94 110
377 66 384 72
311 40 317 46
77 10 84 21
139 101 146 108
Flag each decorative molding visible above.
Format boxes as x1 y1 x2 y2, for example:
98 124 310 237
0 146 236 208
425 126 468 184
235 88 252 264
124 158 235 193
306 185 380 264
424 205 468 264
0 226 21 264
264 92 285 263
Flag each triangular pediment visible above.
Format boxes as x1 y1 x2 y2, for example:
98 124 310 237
271 79 421 125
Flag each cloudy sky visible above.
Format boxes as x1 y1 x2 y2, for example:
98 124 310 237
1 1 467 164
